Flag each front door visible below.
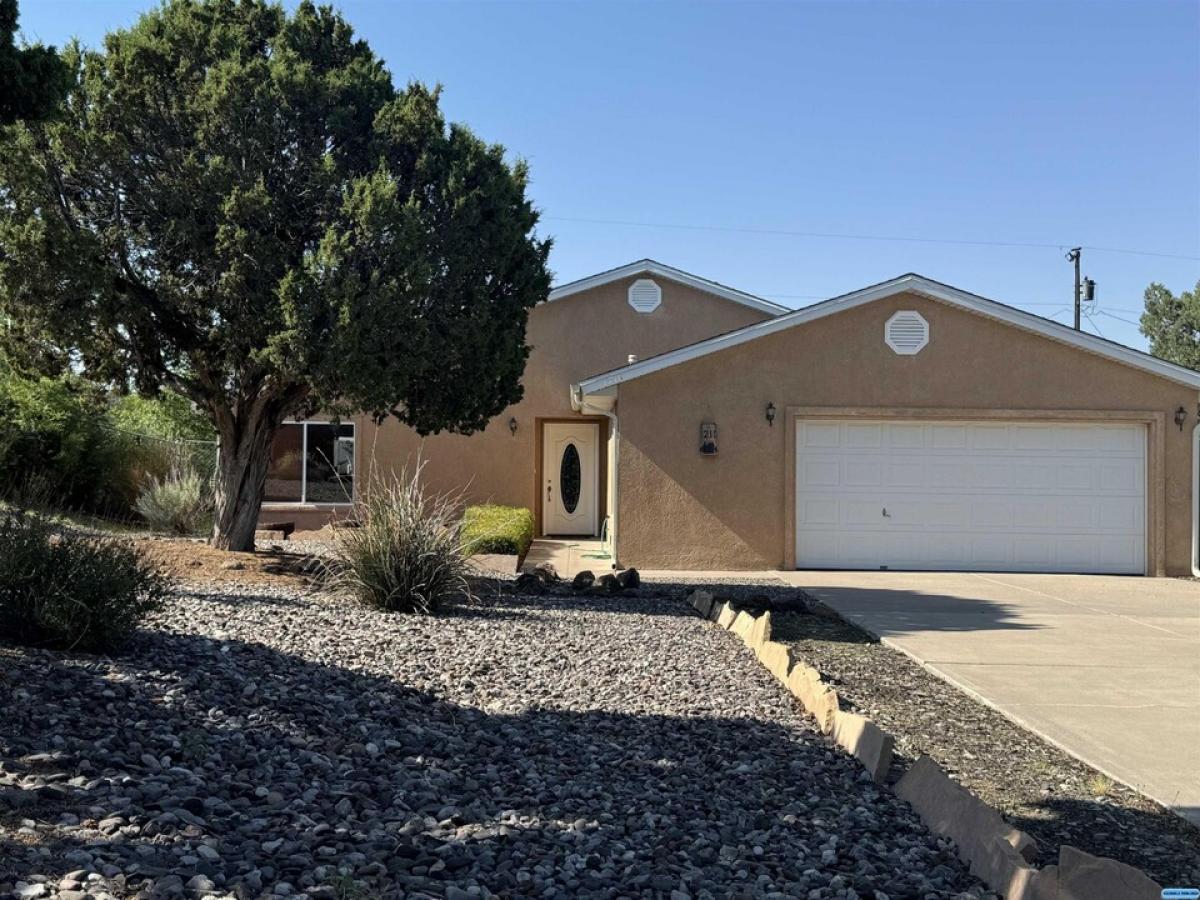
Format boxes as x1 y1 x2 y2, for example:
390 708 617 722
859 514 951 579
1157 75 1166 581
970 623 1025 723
542 422 599 536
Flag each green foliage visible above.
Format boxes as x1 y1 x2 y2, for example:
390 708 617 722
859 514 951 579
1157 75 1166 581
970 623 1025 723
135 466 213 534
1140 281 1200 371
0 374 127 513
0 0 551 547
0 0 70 124
0 372 216 516
461 504 534 558
0 511 169 651
325 464 470 614
110 392 215 443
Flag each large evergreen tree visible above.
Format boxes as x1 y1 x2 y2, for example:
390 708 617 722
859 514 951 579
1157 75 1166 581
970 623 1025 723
0 0 551 550
0 0 70 124
1140 281 1200 371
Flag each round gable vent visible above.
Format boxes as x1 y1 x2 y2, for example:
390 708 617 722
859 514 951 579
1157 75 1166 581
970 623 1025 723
885 310 929 355
628 278 662 313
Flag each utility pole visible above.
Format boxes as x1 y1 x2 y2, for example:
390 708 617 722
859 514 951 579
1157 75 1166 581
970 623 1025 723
1067 247 1082 330
1065 247 1096 332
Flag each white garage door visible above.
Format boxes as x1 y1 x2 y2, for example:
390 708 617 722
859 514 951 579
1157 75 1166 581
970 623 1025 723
795 420 1146 574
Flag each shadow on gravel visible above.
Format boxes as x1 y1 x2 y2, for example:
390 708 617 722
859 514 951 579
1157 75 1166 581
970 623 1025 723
0 622 979 898
468 579 813 621
172 588 313 609
1006 794 1200 880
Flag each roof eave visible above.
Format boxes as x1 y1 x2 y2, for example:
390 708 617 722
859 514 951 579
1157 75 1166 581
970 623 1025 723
547 259 789 316
576 274 1200 398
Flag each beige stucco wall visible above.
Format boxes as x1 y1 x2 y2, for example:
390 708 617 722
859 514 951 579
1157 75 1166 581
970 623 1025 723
269 274 772 534
615 291 1198 575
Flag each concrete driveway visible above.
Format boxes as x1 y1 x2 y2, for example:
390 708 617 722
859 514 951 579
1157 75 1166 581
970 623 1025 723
778 570 1200 825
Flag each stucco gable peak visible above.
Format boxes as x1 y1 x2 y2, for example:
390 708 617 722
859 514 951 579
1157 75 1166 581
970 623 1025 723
546 259 789 316
575 272 1200 395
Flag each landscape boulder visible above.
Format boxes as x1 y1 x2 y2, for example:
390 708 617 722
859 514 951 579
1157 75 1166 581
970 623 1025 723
688 590 714 618
1056 845 1161 900
594 573 622 594
532 562 561 583
514 572 546 594
571 570 595 591
616 567 640 589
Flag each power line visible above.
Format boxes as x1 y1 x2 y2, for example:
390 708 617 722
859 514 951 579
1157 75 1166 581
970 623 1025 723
1097 309 1144 328
544 215 1200 262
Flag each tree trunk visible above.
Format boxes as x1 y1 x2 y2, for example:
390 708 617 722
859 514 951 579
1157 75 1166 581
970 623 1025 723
210 407 278 552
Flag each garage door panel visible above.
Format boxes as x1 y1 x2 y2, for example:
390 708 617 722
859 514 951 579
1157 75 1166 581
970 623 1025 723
795 420 1146 574
844 460 883 486
1013 426 1059 451
801 459 840 487
968 424 1013 450
888 424 925 448
845 423 883 447
885 460 925 487
931 425 969 449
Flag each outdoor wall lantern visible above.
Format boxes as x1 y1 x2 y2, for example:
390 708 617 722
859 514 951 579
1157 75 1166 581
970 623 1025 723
765 402 777 427
508 417 518 436
1175 406 1187 432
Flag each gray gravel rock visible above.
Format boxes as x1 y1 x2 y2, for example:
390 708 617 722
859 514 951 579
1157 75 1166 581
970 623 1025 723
0 573 996 898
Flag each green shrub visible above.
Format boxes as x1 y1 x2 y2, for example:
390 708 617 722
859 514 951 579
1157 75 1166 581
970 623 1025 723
135 466 213 534
0 512 169 651
461 504 534 557
109 391 215 443
0 374 216 518
325 465 470 614
0 375 126 514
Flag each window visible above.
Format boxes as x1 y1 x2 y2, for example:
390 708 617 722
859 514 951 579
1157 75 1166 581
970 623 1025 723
265 421 354 505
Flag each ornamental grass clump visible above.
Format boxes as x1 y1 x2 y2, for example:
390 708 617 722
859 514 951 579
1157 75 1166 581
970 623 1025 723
135 465 213 534
326 465 470 614
0 511 169 651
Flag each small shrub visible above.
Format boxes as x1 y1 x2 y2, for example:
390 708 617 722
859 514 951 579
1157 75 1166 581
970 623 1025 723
461 504 534 558
135 465 213 534
0 512 169 651
325 464 470 614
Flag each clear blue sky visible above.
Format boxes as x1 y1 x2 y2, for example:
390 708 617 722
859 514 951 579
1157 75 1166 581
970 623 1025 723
18 0 1200 351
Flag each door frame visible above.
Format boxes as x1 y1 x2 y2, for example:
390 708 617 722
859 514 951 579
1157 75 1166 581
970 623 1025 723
784 406 1165 576
535 417 608 537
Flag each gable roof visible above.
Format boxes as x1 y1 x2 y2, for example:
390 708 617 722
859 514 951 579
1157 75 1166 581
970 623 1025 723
548 259 790 316
576 272 1200 396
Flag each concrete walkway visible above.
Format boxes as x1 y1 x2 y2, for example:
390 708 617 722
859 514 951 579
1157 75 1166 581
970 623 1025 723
778 570 1200 825
522 538 613 578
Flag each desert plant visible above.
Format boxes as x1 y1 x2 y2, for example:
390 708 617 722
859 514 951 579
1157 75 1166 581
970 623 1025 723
0 511 169 650
325 465 470 614
461 504 534 558
135 465 213 534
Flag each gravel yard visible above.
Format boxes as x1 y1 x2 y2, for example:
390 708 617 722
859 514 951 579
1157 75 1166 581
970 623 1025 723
760 599 1200 888
0 563 993 900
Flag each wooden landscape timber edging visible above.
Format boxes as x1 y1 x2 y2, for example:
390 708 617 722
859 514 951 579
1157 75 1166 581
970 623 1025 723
685 590 1164 900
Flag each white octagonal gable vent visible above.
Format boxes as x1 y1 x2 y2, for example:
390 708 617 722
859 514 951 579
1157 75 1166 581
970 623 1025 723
628 278 662 313
885 310 929 355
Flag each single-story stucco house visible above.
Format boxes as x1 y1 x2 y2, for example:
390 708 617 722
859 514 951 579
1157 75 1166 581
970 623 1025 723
261 259 1200 577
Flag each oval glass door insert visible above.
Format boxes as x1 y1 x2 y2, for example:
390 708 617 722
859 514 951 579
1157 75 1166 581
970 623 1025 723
560 443 581 513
